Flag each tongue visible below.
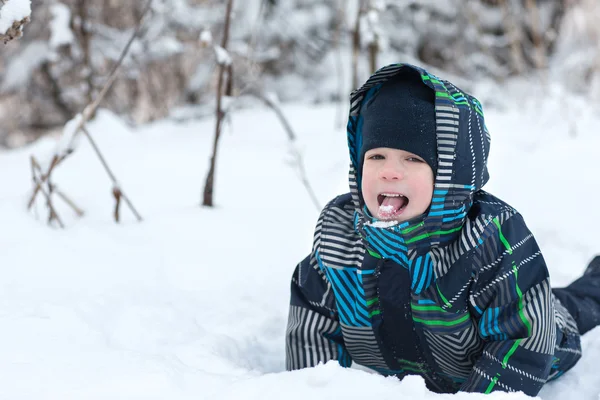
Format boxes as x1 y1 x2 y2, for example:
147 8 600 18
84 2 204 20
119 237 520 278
378 196 406 218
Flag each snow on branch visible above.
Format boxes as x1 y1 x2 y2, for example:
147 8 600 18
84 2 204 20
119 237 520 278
0 0 31 44
214 45 232 66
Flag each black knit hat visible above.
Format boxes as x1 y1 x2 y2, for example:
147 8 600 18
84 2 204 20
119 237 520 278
359 69 437 175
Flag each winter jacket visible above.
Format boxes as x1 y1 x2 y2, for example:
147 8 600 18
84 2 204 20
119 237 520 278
285 64 582 396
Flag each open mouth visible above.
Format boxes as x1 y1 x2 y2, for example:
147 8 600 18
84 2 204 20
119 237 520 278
377 193 409 219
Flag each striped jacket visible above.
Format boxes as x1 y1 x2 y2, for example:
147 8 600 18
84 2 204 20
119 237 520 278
285 64 582 395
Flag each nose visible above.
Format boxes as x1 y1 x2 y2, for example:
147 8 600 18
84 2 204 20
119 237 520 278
379 159 405 180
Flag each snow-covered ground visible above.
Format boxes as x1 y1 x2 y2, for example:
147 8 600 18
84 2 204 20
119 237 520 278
1 83 599 399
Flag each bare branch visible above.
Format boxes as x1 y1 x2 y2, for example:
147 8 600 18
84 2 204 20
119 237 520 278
202 0 235 207
81 126 143 221
29 156 65 228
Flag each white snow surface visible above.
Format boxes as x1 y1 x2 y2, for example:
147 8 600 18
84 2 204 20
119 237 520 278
0 0 31 33
1 85 600 399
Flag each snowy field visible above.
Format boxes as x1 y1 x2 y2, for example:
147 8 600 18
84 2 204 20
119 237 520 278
1 84 600 399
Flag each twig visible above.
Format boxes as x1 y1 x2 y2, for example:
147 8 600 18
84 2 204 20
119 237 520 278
53 187 84 217
81 126 143 221
30 157 65 228
251 92 295 141
113 186 121 222
31 155 84 217
202 0 234 207
27 154 63 210
229 91 320 211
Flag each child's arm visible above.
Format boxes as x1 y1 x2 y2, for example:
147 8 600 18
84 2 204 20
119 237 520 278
285 204 352 370
460 212 554 396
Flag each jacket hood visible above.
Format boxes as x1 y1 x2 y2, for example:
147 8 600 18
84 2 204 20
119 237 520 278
348 64 491 255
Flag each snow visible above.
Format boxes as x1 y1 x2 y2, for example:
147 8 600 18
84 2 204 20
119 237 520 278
49 2 74 49
1 40 49 92
1 87 600 399
199 29 213 46
55 113 83 157
214 45 232 66
0 0 31 33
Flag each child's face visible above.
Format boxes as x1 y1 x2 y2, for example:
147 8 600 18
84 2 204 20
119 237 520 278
362 148 434 222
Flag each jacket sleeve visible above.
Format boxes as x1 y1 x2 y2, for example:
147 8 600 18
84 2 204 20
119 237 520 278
460 212 555 396
285 203 352 370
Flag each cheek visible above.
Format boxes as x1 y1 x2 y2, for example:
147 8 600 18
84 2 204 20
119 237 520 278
360 173 377 206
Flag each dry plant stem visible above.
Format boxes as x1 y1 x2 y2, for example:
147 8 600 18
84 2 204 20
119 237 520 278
243 92 320 211
27 154 63 210
290 148 321 211
113 187 122 223
31 155 84 217
81 126 143 222
252 92 295 141
202 0 234 207
30 157 65 228
53 187 84 217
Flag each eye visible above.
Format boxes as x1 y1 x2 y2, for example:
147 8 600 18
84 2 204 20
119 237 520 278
367 154 385 160
407 157 424 163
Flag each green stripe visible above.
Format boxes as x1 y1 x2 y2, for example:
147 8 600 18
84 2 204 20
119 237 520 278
367 248 381 259
412 313 470 327
370 310 381 317
434 90 483 116
401 221 424 234
493 217 513 254
366 297 379 306
411 304 447 312
397 359 426 368
513 263 532 335
436 284 453 308
421 75 440 84
405 226 462 244
502 339 522 368
484 374 500 394
401 365 427 373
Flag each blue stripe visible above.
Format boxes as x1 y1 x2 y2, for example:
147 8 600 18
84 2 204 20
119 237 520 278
442 212 467 222
366 230 409 264
494 308 502 335
418 299 436 304
429 206 465 216
479 314 488 337
416 254 432 293
326 270 362 326
335 271 370 325
336 270 370 322
411 257 422 289
359 269 376 275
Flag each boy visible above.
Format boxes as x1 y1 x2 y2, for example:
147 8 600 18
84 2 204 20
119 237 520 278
285 64 600 395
